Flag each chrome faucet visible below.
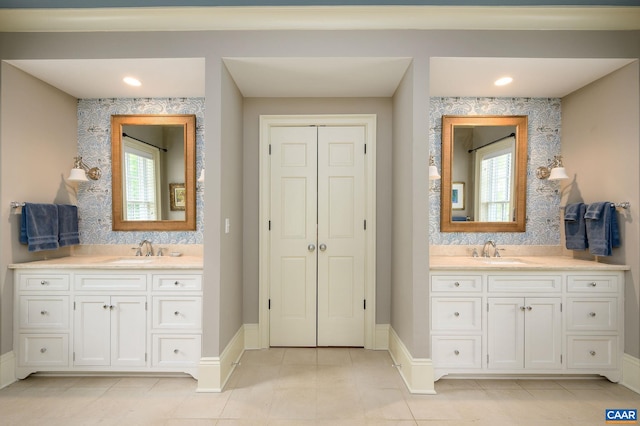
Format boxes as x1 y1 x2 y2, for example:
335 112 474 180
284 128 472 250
482 240 496 258
138 239 154 257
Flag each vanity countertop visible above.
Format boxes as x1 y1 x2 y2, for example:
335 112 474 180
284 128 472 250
8 255 203 270
430 255 630 271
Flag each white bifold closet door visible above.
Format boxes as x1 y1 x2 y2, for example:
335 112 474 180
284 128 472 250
269 125 366 347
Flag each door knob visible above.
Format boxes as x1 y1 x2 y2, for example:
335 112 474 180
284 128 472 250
308 244 316 252
319 243 327 251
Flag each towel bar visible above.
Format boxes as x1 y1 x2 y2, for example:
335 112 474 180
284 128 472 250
560 202 630 210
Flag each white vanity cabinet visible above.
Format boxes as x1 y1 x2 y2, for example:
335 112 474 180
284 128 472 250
430 266 625 382
13 263 202 380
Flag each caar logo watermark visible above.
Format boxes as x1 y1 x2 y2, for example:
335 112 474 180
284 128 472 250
606 409 638 424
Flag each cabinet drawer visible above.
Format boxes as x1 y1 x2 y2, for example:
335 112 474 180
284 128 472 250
152 334 201 367
567 336 617 369
75 273 147 290
432 335 481 369
567 275 619 293
153 274 202 291
19 273 69 291
19 296 69 329
431 275 482 292
432 298 481 331
19 334 69 367
567 298 617 331
488 275 561 293
153 297 202 329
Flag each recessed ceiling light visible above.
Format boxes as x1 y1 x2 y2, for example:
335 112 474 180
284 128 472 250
123 77 142 87
495 76 513 86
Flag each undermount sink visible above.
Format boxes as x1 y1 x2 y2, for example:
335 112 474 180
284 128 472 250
104 257 156 264
474 257 526 265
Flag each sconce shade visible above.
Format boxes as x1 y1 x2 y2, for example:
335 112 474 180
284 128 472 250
428 155 441 180
68 167 89 182
429 165 441 180
198 168 205 183
548 166 569 180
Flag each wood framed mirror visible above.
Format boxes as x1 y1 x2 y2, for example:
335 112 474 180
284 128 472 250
441 115 527 233
111 114 196 231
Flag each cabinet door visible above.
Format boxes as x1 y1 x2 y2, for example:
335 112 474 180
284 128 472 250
488 298 524 370
525 298 562 370
111 296 147 367
74 296 111 366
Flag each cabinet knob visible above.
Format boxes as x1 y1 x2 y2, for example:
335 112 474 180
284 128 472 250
110 305 115 310
40 310 48 315
454 350 460 356
590 350 596 356
40 280 48 286
454 312 460 317
103 304 109 310
40 347 47 353
174 311 180 316
520 306 526 311
174 349 180 354
589 282 597 287
174 281 180 286
526 306 532 311
454 282 460 287
589 312 596 317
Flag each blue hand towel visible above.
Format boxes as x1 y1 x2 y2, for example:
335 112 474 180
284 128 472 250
564 202 588 250
20 203 60 252
57 204 80 247
585 202 621 256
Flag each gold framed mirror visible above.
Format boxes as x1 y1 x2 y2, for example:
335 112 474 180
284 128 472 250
111 114 196 231
441 115 528 233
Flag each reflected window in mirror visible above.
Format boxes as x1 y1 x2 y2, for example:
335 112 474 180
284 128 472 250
441 115 527 233
112 114 196 231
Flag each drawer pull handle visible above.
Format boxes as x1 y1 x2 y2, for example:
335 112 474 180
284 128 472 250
174 281 180 286
589 282 597 287
454 312 460 317
40 280 48 285
174 349 180 354
40 347 47 353
454 282 460 287
589 312 597 317
174 311 180 316
590 350 596 356
454 350 460 356
40 310 48 315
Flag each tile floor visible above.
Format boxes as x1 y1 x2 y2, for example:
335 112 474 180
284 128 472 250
1 348 639 425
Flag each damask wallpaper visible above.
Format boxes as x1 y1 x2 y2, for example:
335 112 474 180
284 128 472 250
76 98 205 245
429 97 562 246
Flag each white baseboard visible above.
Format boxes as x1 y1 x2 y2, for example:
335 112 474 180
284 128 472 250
388 328 436 394
0 351 16 389
196 325 245 392
374 324 389 350
622 353 640 394
244 323 260 350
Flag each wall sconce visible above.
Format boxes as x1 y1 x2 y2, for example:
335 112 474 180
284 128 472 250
429 156 441 180
198 168 205 183
68 156 101 182
536 155 569 181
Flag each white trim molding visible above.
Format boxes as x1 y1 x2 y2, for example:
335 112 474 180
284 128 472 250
622 353 640 394
196 326 245 392
0 7 638 33
0 351 16 390
388 327 436 394
244 324 260 350
375 324 390 350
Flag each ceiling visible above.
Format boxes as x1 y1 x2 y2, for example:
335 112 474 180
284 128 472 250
6 56 636 99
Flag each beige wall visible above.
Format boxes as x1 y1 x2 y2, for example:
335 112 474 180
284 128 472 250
0 63 78 354
561 61 640 357
242 97 394 325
